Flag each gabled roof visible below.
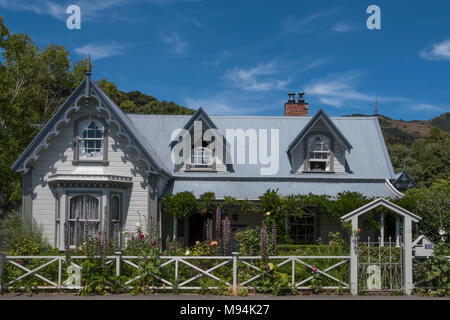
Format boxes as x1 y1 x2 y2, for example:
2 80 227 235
183 107 218 131
11 75 170 177
341 197 421 222
391 169 418 190
128 114 396 182
287 108 353 153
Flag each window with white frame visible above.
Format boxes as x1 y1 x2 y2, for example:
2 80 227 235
191 147 212 165
78 120 104 159
308 135 331 171
68 194 100 245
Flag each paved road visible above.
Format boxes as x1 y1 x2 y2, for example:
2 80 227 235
0 293 448 300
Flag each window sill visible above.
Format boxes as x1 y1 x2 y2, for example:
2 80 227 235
301 170 335 174
185 163 216 172
72 160 109 165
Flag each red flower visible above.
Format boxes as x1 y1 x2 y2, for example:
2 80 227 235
138 229 145 240
150 241 156 248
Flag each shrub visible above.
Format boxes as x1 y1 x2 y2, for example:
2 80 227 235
0 211 54 255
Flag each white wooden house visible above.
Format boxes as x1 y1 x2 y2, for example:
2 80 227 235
11 69 405 249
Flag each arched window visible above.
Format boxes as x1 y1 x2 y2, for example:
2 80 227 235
308 135 331 171
78 120 104 159
191 147 212 165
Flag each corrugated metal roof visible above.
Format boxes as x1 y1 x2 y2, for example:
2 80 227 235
168 180 398 200
126 113 395 180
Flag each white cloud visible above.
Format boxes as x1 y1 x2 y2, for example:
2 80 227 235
185 97 238 115
224 61 289 91
304 71 442 113
410 103 447 112
332 22 354 33
282 10 335 33
420 39 450 61
74 43 126 60
161 31 189 54
0 0 130 21
304 71 373 107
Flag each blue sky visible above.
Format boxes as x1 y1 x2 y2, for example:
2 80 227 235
1 0 449 120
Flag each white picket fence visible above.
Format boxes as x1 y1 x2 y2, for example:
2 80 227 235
0 253 350 292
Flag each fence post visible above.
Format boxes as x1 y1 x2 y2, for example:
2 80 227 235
0 252 5 294
115 252 122 277
232 252 238 296
403 217 413 295
350 216 358 295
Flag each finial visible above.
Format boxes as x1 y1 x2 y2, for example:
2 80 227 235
85 55 91 108
403 160 406 172
86 54 92 76
374 97 378 115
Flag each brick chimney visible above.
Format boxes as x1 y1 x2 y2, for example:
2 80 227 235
284 92 308 116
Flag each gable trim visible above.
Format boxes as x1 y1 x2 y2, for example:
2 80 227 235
11 77 171 177
287 109 353 154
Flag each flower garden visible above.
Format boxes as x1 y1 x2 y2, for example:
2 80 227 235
0 189 448 296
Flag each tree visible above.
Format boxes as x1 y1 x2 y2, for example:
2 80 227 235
396 187 450 243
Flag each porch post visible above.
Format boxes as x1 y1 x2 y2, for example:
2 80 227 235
350 216 358 295
395 218 400 247
380 213 385 246
173 216 177 241
403 217 413 295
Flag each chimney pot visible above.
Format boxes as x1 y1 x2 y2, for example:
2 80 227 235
288 93 296 103
284 91 308 116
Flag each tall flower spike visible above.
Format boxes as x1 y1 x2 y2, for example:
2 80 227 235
83 219 89 243
222 218 231 255
75 218 81 247
261 224 268 261
64 222 70 261
271 222 277 255
113 223 120 252
215 206 221 242
205 218 213 243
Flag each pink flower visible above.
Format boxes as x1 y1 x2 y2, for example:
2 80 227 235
195 241 200 245
170 245 175 249
210 241 218 246
312 266 319 274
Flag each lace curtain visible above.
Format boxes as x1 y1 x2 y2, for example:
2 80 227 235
69 195 100 245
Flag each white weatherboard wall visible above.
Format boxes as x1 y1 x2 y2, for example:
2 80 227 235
30 106 151 247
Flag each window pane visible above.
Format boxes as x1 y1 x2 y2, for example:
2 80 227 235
69 195 99 245
111 196 120 221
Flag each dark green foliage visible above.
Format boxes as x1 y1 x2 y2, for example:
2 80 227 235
198 192 216 215
161 191 198 218
97 78 194 115
395 186 450 243
388 127 450 188
414 242 450 296
0 212 55 255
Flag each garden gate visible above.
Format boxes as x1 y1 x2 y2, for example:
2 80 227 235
341 198 421 295
357 237 403 292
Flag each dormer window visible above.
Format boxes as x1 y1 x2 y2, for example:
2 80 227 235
73 117 108 163
308 135 331 171
191 147 212 165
